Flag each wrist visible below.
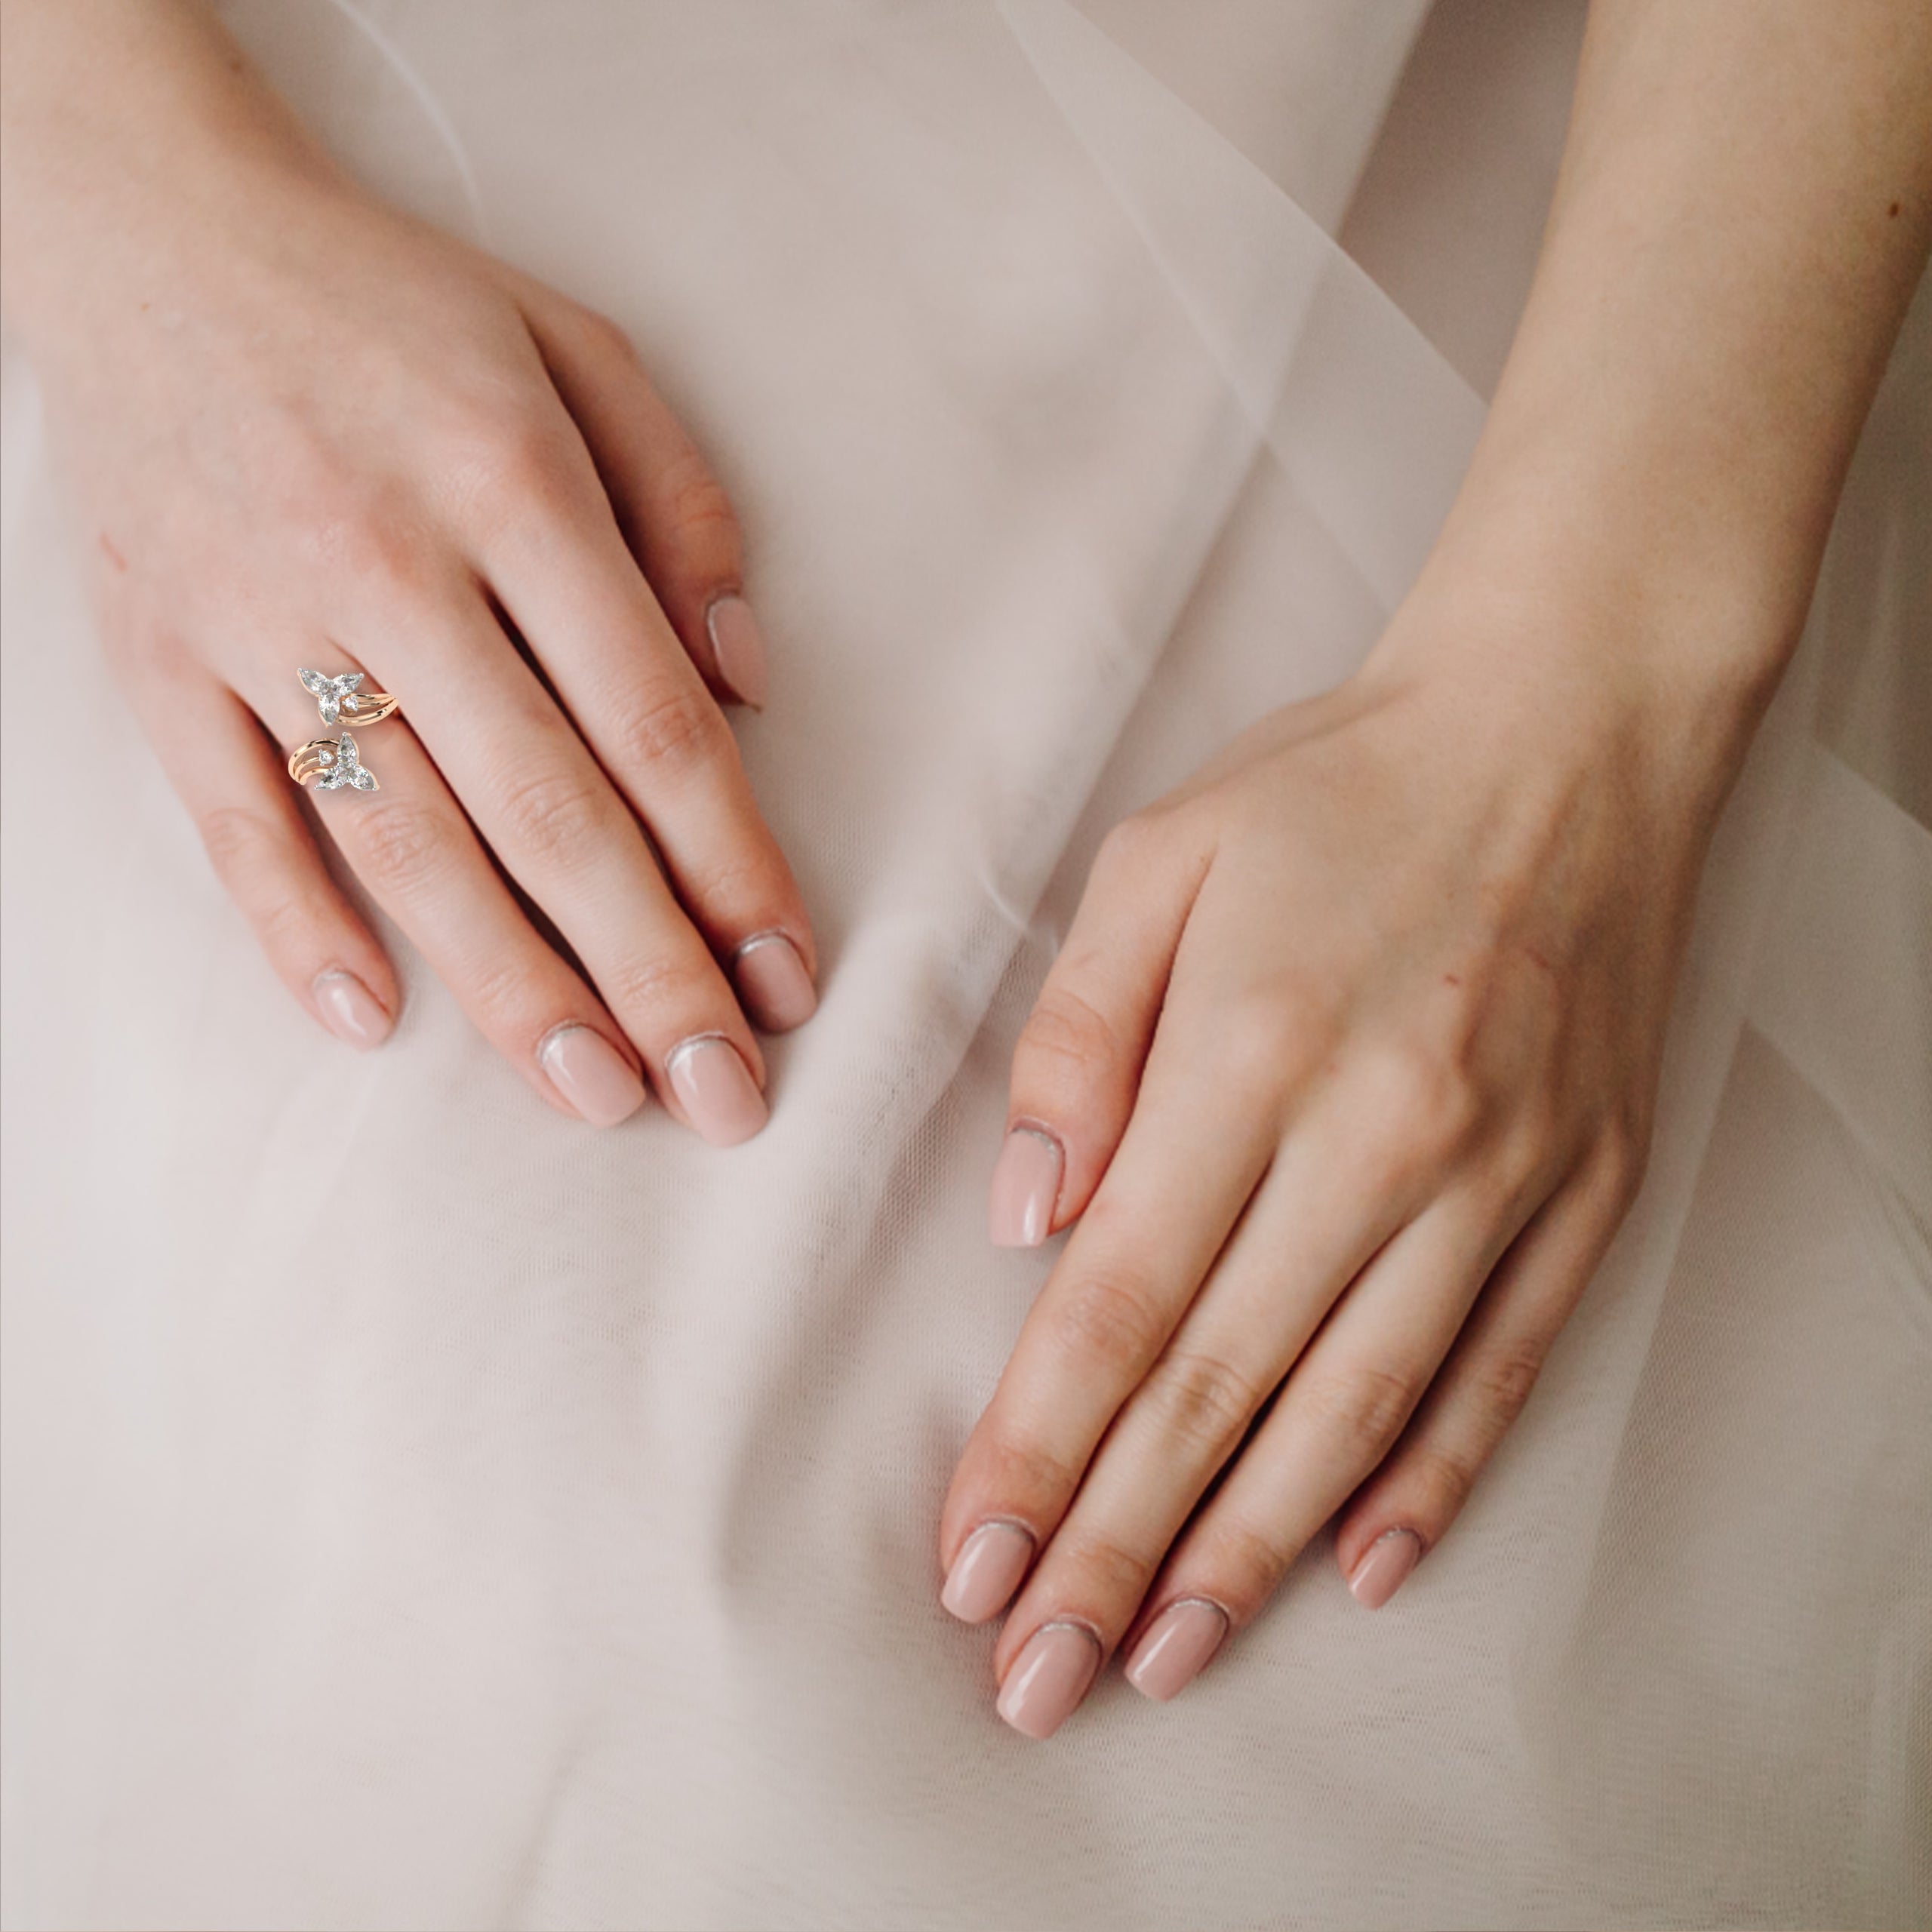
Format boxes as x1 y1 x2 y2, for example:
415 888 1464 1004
2 2 347 361
1367 368 1824 785
1358 497 1787 841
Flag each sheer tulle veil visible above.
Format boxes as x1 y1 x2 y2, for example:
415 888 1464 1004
2 5 1925 1925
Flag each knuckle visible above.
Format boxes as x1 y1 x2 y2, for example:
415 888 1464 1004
1221 992 1303 1071
1401 1444 1479 1524
1141 1347 1269 1461
196 804 283 891
498 418 580 501
1049 1269 1169 1380
575 304 641 365
1380 1044 1482 1166
1198 1517 1289 1616
1469 1344 1546 1426
1019 983 1124 1089
454 412 583 528
464 949 546 1029
1500 1093 1568 1189
251 883 321 957
1469 1117 1563 1232
1056 1523 1157 1602
660 456 740 552
1299 1361 1422 1463
1208 994 1318 1106
307 500 438 599
1092 811 1162 879
109 622 173 681
608 679 730 781
494 761 614 864
346 798 456 898
685 842 792 924
976 1426 1081 1510
1598 1112 1653 1214
601 949 715 1032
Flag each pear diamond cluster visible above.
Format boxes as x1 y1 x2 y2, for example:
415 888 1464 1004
309 731 377 792
288 668 401 795
300 667 374 728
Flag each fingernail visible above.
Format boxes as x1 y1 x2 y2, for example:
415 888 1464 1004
940 1520 1036 1624
989 1126 1063 1247
1348 1527 1423 1610
996 1621 1102 1741
538 1023 648 1126
732 931 817 1033
1122 1598 1229 1702
312 969 392 1049
666 1033 768 1146
706 593 768 709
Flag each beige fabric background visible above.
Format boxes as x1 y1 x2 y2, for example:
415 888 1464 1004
3 5 1926 1927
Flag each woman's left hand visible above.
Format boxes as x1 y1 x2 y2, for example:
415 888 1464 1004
937 576 1752 1737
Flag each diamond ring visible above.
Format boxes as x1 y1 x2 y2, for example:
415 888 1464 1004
299 666 399 728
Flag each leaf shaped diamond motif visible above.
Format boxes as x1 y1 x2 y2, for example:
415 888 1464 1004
313 731 378 792
298 667 367 727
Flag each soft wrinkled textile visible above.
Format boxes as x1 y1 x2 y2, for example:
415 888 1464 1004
2 6 1927 1928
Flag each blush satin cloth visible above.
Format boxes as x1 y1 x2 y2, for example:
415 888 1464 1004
2 5 1927 1927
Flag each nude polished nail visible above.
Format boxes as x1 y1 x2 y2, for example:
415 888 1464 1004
706 593 768 709
538 1023 648 1127
989 1126 1062 1247
940 1520 1035 1624
996 1621 1102 1740
733 932 817 1032
1348 1527 1423 1609
312 968 392 1049
666 1034 768 1146
1123 1598 1229 1702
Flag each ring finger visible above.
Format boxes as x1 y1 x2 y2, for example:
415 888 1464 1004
247 651 651 1127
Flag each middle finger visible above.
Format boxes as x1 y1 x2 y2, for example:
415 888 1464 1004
472 431 817 1023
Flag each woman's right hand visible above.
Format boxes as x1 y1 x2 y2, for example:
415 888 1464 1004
2 0 814 1142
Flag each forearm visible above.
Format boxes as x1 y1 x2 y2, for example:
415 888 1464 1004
0 0 341 354
1378 0 1932 771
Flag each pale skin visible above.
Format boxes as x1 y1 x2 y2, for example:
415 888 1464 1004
2 0 820 1143
3 0 1928 1741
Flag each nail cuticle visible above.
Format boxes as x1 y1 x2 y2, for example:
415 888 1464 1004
1017 1616 1104 1667
1143 1593 1231 1639
535 1021 648 1127
1347 1526 1426 1609
663 1031 769 1146
996 1614 1104 1698
730 928 792 963
977 1512 1038 1542
536 1019 589 1065
664 1029 734 1079
995 1617 1106 1740
940 1518 1038 1623
1122 1596 1232 1701
989 1124 1065 1247
311 968 392 1049
704 592 768 709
